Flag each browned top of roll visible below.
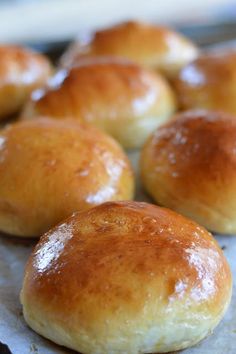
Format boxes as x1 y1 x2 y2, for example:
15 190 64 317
141 109 236 233
0 45 51 118
0 118 134 236
22 201 231 326
60 21 198 77
0 45 51 85
143 110 236 181
174 51 236 114
27 59 171 119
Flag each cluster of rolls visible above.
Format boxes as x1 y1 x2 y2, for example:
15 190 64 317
0 20 233 354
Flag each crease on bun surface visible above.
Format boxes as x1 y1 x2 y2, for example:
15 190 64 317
0 118 134 237
23 58 176 149
20 201 232 354
141 109 236 234
0 45 51 120
60 21 199 78
174 51 236 114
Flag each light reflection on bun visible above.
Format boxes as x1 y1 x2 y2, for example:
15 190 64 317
21 201 232 353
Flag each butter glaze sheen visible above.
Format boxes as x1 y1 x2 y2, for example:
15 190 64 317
20 201 232 353
174 51 236 114
23 58 176 148
0 45 51 119
141 109 236 234
0 118 134 237
60 21 199 78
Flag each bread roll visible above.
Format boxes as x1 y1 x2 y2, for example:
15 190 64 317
0 118 134 237
174 51 236 114
23 58 176 149
0 45 51 120
60 21 198 78
20 201 232 354
141 109 236 234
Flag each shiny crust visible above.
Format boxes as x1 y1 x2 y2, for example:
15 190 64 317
0 118 134 237
174 51 236 114
141 110 236 234
60 21 199 77
23 59 176 149
0 45 51 119
21 201 232 354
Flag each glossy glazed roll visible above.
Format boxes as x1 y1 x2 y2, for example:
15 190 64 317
60 21 198 78
21 201 232 354
23 58 176 149
174 51 236 114
0 45 51 120
0 118 134 237
141 109 236 234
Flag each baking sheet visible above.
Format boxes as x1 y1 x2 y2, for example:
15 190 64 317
0 150 235 354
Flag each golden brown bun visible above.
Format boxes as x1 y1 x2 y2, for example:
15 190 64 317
23 58 176 149
20 201 232 354
60 21 199 78
0 45 51 120
174 51 236 114
141 109 236 234
0 118 134 237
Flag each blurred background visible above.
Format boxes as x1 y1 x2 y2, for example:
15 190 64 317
0 0 236 46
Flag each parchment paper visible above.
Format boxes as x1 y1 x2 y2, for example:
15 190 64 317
0 147 235 354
